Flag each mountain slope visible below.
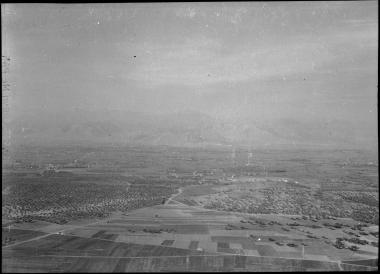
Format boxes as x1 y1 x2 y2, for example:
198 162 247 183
7 110 377 149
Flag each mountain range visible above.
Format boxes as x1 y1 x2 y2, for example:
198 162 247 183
5 109 377 150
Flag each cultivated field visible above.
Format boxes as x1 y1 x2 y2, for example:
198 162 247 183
2 200 378 272
2 145 378 272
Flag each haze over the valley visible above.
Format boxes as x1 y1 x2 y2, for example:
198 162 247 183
2 2 378 149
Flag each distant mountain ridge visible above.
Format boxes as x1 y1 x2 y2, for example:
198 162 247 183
7 110 377 149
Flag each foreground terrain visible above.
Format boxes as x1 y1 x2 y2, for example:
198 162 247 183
2 199 378 272
2 145 378 272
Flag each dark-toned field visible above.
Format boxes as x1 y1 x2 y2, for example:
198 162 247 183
2 228 46 246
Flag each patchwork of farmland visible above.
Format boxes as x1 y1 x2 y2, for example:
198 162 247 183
2 146 378 271
2 199 378 272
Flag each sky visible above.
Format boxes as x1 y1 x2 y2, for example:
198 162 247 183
2 2 378 147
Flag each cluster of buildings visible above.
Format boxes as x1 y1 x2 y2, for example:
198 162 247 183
166 168 222 184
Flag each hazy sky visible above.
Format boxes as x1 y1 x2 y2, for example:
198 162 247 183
2 2 378 140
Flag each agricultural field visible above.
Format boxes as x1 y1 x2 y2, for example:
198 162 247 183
2 171 175 224
2 145 378 272
2 227 46 246
2 201 378 272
